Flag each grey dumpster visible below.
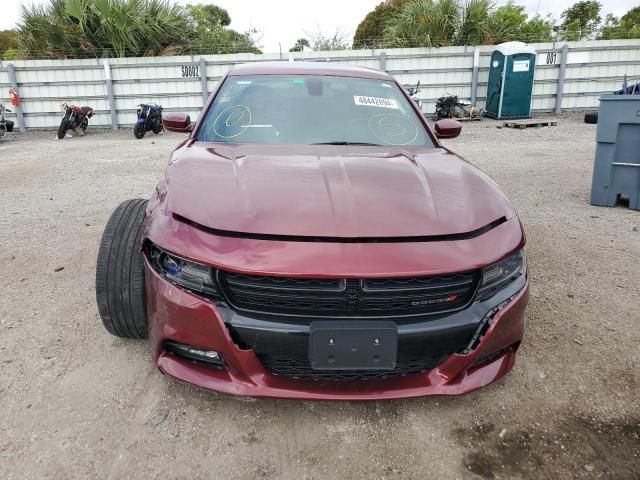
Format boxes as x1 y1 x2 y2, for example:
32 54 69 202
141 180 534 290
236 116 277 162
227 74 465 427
590 95 640 211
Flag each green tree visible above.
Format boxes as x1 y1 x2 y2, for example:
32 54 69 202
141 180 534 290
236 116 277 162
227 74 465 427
598 6 640 40
185 3 231 29
560 0 602 40
599 13 620 39
484 1 528 44
353 0 410 49
619 6 640 38
520 14 554 43
0 30 20 55
0 30 23 60
458 0 491 46
18 0 189 58
289 38 310 52
2 48 21 60
383 0 461 48
184 3 260 54
16 0 260 59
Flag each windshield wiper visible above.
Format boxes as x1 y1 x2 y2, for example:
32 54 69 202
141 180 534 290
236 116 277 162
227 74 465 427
311 141 383 146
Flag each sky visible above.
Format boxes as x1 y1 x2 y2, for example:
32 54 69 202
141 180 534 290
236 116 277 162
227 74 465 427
0 0 636 53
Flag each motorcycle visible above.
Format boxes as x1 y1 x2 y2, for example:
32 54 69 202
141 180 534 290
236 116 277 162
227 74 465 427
58 103 93 139
0 102 14 139
134 103 163 139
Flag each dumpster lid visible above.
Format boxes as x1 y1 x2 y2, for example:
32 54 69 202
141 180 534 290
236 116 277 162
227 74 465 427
495 41 536 56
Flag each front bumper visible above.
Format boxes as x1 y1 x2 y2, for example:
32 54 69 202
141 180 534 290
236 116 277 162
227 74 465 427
145 257 528 400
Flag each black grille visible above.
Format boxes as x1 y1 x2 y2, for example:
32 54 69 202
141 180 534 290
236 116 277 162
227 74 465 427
218 270 478 318
257 354 445 381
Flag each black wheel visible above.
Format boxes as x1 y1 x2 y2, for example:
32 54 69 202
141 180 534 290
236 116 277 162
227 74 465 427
134 123 146 139
80 118 88 131
584 111 598 124
96 199 148 338
151 119 163 134
57 120 69 139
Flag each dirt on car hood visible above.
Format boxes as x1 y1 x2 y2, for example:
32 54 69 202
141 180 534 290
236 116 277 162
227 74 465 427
164 143 516 239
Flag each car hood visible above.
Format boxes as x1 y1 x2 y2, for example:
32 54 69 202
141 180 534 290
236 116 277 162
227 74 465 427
164 143 515 239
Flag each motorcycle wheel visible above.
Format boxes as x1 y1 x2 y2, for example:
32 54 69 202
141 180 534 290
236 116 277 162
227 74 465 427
151 119 163 134
0 123 6 138
133 123 146 139
57 120 70 139
80 118 89 131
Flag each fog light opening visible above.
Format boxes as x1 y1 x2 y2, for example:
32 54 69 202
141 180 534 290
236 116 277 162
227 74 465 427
165 341 224 368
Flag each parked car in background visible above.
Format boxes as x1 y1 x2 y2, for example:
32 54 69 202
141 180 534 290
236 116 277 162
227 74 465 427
58 103 93 139
134 103 163 139
95 62 529 400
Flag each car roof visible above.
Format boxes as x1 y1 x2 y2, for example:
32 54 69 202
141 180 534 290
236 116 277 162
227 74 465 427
227 61 393 81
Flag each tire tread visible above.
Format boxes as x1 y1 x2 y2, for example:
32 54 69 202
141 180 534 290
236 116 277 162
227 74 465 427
96 199 148 338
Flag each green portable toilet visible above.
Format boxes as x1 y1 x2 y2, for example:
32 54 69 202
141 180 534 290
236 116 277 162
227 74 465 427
485 41 537 119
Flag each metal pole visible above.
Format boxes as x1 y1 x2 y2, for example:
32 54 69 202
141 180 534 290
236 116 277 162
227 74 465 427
6 64 26 132
200 57 208 105
471 47 480 105
103 61 118 130
379 52 387 72
554 44 569 114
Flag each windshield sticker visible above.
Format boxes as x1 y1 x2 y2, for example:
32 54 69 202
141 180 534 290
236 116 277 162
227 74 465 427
354 96 398 109
368 113 418 146
236 80 252 85
212 105 252 138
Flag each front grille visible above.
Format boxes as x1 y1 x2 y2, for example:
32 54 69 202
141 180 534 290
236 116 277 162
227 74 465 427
218 270 478 318
257 354 445 381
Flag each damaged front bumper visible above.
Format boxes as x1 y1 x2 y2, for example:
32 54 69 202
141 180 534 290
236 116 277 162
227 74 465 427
144 257 528 400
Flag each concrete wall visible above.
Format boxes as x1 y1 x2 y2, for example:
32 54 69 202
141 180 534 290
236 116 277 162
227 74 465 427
1 39 639 130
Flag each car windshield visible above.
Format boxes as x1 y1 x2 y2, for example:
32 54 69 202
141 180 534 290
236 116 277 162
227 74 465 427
197 74 434 147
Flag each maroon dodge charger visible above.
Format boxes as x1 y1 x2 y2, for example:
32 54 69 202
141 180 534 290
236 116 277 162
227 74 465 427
96 62 529 400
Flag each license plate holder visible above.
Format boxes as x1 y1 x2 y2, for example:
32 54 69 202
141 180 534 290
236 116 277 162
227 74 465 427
309 320 397 370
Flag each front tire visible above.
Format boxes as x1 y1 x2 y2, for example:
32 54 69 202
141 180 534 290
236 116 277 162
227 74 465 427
95 199 149 338
57 120 69 139
134 122 146 139
151 118 163 134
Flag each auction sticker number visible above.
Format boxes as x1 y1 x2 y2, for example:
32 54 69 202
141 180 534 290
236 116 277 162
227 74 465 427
354 96 398 109
181 65 200 77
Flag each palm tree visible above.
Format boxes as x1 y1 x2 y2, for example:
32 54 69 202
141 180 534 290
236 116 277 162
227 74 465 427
383 0 498 48
18 0 189 58
458 0 492 45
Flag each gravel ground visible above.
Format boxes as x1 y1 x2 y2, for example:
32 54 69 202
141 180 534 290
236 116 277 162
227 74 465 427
0 114 638 479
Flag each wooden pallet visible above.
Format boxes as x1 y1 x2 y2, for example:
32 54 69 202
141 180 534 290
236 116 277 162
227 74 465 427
503 119 558 129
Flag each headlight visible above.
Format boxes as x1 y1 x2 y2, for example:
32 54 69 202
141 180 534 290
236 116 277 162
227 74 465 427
476 250 526 300
148 244 219 297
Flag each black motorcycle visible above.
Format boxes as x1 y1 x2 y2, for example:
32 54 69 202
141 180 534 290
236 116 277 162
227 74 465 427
58 103 94 139
134 103 163 139
0 103 14 139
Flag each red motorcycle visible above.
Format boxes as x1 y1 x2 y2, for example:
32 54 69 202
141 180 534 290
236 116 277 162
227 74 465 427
58 103 93 139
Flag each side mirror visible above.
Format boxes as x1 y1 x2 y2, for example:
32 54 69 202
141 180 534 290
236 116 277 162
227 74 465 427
163 112 193 133
434 119 462 139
